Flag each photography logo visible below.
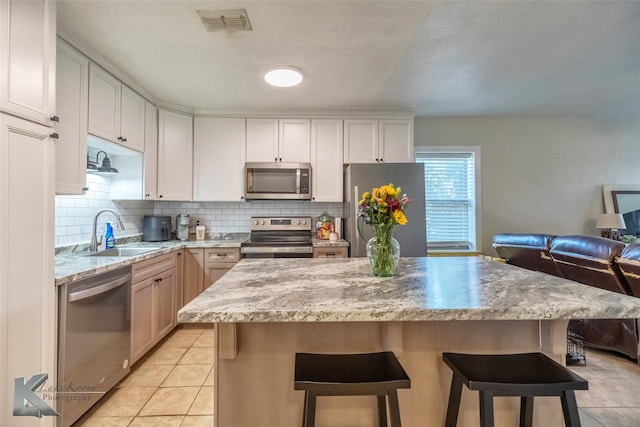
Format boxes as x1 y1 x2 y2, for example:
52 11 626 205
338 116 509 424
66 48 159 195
13 373 105 419
13 374 59 418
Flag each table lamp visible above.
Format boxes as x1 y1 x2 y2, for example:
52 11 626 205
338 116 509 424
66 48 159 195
596 213 626 240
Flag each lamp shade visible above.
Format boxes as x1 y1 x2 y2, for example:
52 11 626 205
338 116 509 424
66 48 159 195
596 213 626 230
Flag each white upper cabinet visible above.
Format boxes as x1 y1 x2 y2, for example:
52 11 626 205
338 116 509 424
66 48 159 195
143 101 158 200
311 119 343 202
344 118 414 163
278 119 311 163
119 85 145 151
0 0 56 126
379 119 414 162
194 117 246 201
88 63 145 152
157 109 193 201
343 119 378 163
246 118 277 162
246 118 310 163
55 38 89 195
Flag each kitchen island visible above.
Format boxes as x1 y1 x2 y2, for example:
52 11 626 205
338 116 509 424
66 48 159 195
178 256 640 427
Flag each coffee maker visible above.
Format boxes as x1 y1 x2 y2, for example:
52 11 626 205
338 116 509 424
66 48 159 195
176 214 190 241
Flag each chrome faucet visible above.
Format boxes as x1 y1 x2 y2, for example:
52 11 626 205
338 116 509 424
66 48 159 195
90 209 125 252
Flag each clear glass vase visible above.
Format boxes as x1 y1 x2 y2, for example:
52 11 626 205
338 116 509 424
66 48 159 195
366 225 401 277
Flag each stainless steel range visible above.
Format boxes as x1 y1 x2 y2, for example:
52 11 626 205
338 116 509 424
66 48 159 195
241 216 313 258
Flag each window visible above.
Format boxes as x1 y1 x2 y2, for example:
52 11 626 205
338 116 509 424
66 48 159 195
415 147 480 252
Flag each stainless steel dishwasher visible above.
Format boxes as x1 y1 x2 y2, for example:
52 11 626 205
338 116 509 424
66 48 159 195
57 266 131 427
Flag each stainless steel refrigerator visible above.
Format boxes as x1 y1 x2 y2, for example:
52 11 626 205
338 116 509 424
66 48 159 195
344 163 427 257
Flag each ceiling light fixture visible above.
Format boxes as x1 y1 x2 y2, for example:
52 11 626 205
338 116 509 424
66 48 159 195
264 67 303 87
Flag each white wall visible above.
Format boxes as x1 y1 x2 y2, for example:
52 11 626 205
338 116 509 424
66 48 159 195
415 116 640 255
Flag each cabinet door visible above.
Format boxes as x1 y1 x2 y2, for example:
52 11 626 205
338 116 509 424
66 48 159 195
343 119 379 163
119 86 145 152
157 109 193 201
88 63 121 143
131 278 154 364
55 38 88 195
246 118 278 162
154 268 176 341
379 119 414 163
143 101 158 200
204 263 235 289
0 0 56 126
182 249 204 307
279 119 311 162
313 247 349 258
311 119 343 202
193 117 246 201
1 114 56 426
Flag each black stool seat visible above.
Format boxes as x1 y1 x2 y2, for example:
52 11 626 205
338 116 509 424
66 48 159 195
294 351 410 427
443 352 588 427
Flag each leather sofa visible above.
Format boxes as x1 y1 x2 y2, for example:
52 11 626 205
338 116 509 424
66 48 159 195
492 233 640 362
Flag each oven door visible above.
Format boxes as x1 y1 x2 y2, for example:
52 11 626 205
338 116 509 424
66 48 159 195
241 246 314 258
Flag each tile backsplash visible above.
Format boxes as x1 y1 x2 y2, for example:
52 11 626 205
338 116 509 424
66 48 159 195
56 174 343 247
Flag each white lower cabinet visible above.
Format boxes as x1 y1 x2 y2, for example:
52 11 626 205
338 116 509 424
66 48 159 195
0 113 56 427
193 117 245 201
130 252 177 364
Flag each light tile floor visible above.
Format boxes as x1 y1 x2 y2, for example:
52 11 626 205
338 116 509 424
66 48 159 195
77 326 640 427
75 326 215 427
570 348 640 427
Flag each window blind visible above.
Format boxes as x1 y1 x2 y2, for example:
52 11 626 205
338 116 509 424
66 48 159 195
416 152 476 250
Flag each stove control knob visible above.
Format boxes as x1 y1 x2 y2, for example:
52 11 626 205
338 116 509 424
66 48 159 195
301 220 306 225
260 220 265 225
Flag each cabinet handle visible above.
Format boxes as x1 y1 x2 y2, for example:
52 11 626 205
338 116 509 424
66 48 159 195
145 193 150 198
279 158 282 162
159 195 163 198
274 157 277 162
50 115 59 122
117 136 122 141
50 133 59 139
122 137 127 142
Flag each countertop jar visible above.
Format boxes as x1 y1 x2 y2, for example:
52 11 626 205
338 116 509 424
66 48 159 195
316 211 334 240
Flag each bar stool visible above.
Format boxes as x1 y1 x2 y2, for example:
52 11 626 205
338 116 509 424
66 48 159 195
294 351 411 427
443 352 588 427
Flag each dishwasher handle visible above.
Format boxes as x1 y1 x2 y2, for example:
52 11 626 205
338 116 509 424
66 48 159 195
68 273 131 303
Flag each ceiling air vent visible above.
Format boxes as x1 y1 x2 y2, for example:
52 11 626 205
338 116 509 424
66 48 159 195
197 9 252 32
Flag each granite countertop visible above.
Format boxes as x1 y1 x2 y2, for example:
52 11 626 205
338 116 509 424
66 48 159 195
178 256 640 323
55 236 248 286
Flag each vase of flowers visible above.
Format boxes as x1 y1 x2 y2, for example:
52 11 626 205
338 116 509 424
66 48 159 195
358 183 411 277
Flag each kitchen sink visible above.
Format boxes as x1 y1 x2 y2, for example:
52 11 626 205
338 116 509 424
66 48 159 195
84 247 162 257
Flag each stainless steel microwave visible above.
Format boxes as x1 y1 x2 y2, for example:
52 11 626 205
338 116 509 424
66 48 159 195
245 162 311 200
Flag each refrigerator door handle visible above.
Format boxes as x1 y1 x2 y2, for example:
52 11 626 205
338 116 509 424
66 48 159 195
354 185 360 256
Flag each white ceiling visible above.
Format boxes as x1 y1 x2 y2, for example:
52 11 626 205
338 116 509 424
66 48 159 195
57 0 640 117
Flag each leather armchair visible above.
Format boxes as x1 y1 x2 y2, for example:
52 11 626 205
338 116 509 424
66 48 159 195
617 243 640 298
548 235 637 361
492 233 561 276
